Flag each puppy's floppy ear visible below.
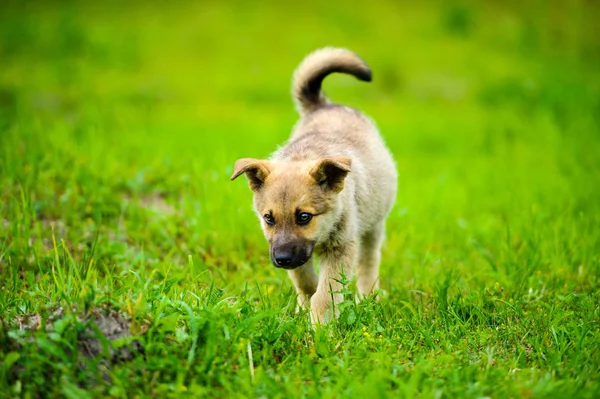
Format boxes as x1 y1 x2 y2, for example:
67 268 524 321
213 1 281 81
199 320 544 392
231 158 271 191
309 157 352 193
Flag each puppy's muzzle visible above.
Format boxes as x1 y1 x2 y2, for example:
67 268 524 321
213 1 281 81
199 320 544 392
270 241 313 269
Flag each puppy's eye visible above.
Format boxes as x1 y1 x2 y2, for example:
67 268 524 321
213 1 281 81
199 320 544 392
263 214 275 225
296 212 313 225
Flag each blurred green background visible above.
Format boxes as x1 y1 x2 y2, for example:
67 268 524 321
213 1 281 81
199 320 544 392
1 0 599 397
2 0 598 282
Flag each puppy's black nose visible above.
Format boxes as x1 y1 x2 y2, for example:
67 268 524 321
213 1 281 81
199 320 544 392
271 244 311 269
275 253 293 267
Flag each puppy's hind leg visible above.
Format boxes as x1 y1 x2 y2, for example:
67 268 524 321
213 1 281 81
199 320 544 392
288 258 318 309
356 221 385 298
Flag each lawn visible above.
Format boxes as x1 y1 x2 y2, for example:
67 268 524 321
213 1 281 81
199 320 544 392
1 1 599 397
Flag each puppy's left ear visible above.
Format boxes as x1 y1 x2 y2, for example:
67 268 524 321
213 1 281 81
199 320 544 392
310 157 352 193
231 158 272 191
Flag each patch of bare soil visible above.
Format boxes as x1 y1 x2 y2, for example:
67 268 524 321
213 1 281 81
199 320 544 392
10 306 145 363
138 193 177 216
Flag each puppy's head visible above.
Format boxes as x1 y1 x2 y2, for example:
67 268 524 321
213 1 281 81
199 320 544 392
231 157 351 269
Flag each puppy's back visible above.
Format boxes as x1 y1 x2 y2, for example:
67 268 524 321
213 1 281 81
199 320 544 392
286 49 397 230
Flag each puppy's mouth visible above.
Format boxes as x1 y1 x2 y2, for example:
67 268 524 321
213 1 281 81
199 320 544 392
269 245 314 270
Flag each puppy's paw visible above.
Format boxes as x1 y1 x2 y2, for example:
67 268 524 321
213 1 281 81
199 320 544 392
309 297 340 326
309 299 328 326
296 294 311 314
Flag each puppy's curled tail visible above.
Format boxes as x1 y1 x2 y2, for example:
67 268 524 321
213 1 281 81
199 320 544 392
292 47 372 114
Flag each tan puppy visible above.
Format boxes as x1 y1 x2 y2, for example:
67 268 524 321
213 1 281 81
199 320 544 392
231 47 397 324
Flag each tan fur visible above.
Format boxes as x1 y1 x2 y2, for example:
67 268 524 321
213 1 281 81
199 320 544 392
231 47 397 324
292 47 372 114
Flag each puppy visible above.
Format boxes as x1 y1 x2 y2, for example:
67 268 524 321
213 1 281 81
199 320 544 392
231 47 397 324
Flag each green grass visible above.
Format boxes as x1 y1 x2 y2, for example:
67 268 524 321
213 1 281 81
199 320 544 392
1 0 600 397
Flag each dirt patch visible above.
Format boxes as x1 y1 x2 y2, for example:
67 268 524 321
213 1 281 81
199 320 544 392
139 193 177 216
120 191 178 217
10 306 145 363
4 191 179 265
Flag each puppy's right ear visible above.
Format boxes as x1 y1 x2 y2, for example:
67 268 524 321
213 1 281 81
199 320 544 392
230 158 271 191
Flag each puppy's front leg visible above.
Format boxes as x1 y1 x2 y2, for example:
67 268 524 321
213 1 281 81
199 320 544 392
310 243 356 324
288 258 318 309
